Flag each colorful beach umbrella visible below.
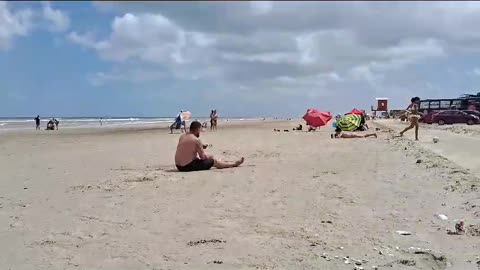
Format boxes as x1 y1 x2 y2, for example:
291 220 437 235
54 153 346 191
180 111 192 120
337 114 362 131
302 109 332 127
348 108 364 115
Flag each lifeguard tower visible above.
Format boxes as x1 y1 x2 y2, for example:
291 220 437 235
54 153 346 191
371 97 389 118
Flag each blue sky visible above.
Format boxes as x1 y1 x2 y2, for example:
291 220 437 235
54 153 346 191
1 1 480 117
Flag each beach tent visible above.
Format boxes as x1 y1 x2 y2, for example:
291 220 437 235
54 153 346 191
337 114 362 131
302 109 332 127
348 108 364 115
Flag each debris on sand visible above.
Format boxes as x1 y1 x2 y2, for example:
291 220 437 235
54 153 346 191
416 159 422 164
398 259 416 266
396 230 412 235
187 239 226 246
466 224 480 236
435 214 448 220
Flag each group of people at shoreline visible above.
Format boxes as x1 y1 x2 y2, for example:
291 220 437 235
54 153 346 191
34 115 59 130
170 110 218 134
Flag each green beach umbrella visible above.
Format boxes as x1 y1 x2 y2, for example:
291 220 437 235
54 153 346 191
337 114 362 131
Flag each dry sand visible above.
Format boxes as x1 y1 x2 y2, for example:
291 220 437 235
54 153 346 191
1 120 479 270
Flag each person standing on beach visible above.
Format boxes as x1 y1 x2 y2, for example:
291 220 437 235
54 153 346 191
210 110 218 131
175 121 244 172
54 118 59 130
34 115 41 130
399 97 421 141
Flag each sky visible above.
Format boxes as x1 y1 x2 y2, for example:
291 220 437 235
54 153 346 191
1 1 480 117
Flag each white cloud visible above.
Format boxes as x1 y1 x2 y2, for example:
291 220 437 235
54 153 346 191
0 1 71 50
68 13 187 64
42 1 70 32
470 68 480 76
250 1 273 15
0 1 34 50
87 68 166 86
68 2 480 111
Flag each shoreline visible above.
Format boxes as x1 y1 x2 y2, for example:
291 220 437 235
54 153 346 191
0 119 296 138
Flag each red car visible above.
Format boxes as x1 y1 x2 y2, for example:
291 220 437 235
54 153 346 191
432 110 479 125
420 111 438 124
463 110 480 118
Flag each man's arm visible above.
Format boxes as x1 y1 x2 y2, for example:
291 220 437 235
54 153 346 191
196 139 208 160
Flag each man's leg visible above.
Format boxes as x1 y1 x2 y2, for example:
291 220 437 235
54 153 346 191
213 157 245 169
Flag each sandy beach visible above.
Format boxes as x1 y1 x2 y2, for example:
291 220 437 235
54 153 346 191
1 120 479 270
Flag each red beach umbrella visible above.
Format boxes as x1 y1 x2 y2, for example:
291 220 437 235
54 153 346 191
348 108 364 115
302 109 332 127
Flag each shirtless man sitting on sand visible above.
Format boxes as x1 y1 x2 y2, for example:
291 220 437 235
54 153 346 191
334 127 377 139
175 121 244 172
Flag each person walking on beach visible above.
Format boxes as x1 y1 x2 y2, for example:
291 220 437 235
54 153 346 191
399 97 421 141
170 111 186 134
334 127 377 139
175 121 244 172
34 115 41 130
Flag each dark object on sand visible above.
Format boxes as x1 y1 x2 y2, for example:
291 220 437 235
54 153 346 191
293 124 303 131
455 221 465 234
284 129 289 132
202 144 213 149
416 159 422 164
376 128 381 131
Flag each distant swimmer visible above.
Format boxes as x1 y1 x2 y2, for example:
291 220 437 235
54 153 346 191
34 115 41 130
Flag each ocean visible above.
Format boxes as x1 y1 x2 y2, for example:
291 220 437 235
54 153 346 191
0 117 267 132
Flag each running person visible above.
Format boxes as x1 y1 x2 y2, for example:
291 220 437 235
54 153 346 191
399 97 421 141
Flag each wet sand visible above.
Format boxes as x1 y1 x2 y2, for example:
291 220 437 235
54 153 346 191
1 120 479 269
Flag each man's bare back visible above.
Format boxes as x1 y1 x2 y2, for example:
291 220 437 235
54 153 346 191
175 133 205 167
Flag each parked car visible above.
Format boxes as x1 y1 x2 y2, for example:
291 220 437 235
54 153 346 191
420 111 439 124
432 110 480 125
462 110 480 118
